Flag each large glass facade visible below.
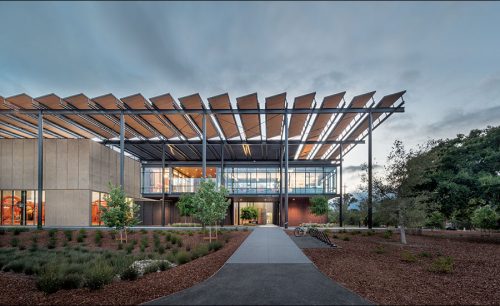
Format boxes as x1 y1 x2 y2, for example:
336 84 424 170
142 165 336 195
91 191 108 226
1 190 45 226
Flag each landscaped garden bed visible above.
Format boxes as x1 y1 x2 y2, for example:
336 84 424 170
297 229 500 305
0 227 249 305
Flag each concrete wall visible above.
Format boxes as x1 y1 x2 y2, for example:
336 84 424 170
0 139 141 226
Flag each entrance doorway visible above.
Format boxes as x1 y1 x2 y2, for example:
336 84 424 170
236 201 276 225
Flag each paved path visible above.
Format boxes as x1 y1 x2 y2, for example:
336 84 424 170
146 227 371 305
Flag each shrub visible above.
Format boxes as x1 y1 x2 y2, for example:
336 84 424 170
429 256 454 274
120 266 139 281
29 242 39 252
165 232 172 242
140 229 147 235
185 245 191 252
418 251 433 258
383 230 393 239
94 230 103 246
47 237 57 249
77 235 84 243
3 260 25 273
208 240 223 252
141 236 149 248
157 245 165 254
23 262 38 275
13 227 28 235
140 245 146 253
109 230 117 240
342 236 350 241
84 261 114 290
37 269 62 294
374 245 386 254
144 263 159 274
18 244 26 250
187 231 194 236
79 229 87 238
31 234 39 243
401 250 417 263
10 237 20 247
61 273 83 290
117 242 123 250
175 251 191 265
332 234 339 239
191 244 209 259
48 229 58 238
125 244 134 254
62 230 72 241
0 228 5 235
158 261 170 271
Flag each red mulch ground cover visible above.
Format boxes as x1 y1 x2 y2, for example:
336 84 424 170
300 230 500 305
0 229 249 305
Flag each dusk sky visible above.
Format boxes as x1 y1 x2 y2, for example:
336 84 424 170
1 2 499 192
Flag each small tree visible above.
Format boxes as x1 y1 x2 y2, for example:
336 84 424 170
310 196 329 219
100 183 140 243
240 206 258 224
192 180 230 242
176 193 196 224
425 211 445 229
471 205 498 235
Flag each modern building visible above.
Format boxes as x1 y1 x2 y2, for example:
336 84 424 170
0 91 405 227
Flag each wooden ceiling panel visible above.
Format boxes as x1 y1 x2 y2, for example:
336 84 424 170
208 93 240 139
265 93 286 139
179 94 218 139
236 93 261 139
289 92 315 138
150 94 198 139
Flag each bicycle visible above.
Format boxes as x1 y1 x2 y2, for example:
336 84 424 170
294 225 309 237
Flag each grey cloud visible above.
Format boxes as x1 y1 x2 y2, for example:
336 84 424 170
343 164 383 174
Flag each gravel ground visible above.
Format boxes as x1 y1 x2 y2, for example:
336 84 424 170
301 231 500 305
0 230 249 305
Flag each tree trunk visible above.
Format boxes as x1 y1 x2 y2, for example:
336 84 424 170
119 229 123 243
209 226 212 242
124 228 128 244
400 225 407 244
215 223 218 239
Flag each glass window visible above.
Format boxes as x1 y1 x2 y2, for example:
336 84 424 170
1 190 44 226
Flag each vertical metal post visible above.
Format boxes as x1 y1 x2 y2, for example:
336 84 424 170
220 143 224 186
368 111 373 229
279 148 283 227
339 144 343 227
284 112 289 229
161 142 166 226
37 111 43 229
202 113 207 178
120 112 125 188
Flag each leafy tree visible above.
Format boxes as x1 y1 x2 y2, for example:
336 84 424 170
425 211 445 229
192 180 230 242
310 196 329 217
100 183 140 243
176 193 197 223
471 205 498 234
240 206 258 223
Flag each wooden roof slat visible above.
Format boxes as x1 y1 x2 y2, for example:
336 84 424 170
93 94 155 139
121 94 176 139
1 97 57 138
149 94 198 139
179 93 218 139
265 93 286 139
6 94 79 138
313 91 375 159
289 92 315 138
208 93 240 139
236 93 261 139
298 92 345 159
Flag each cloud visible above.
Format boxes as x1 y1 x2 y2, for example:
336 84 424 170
343 164 383 174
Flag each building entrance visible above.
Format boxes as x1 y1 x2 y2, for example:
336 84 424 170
235 201 277 225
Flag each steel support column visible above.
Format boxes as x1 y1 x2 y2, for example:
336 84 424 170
284 113 289 229
37 111 43 229
339 144 343 227
120 112 125 188
368 111 373 229
279 147 283 227
202 113 206 178
161 142 166 226
220 143 224 186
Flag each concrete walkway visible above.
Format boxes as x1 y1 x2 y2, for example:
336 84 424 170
146 227 371 305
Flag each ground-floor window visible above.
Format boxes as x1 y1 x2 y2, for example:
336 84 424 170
236 201 275 225
91 191 108 226
0 190 45 226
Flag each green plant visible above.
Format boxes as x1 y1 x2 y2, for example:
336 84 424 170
125 244 134 254
191 244 209 259
37 268 62 294
383 230 393 239
47 237 57 249
48 229 58 238
100 183 140 244
29 242 39 252
187 230 194 236
240 206 258 223
175 251 191 265
120 266 139 281
429 256 454 273
12 227 28 235
401 250 417 263
157 245 165 254
61 273 83 290
94 230 103 246
158 261 170 271
418 251 433 258
0 228 5 235
10 237 20 247
140 229 147 235
310 195 329 216
3 260 25 273
374 245 386 254
471 205 498 232
342 236 350 241
84 261 114 290
63 230 73 241
117 242 123 250
177 193 197 224
144 263 159 274
165 232 172 242
109 229 117 240
208 240 223 252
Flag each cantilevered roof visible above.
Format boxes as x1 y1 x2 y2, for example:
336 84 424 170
0 90 406 162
